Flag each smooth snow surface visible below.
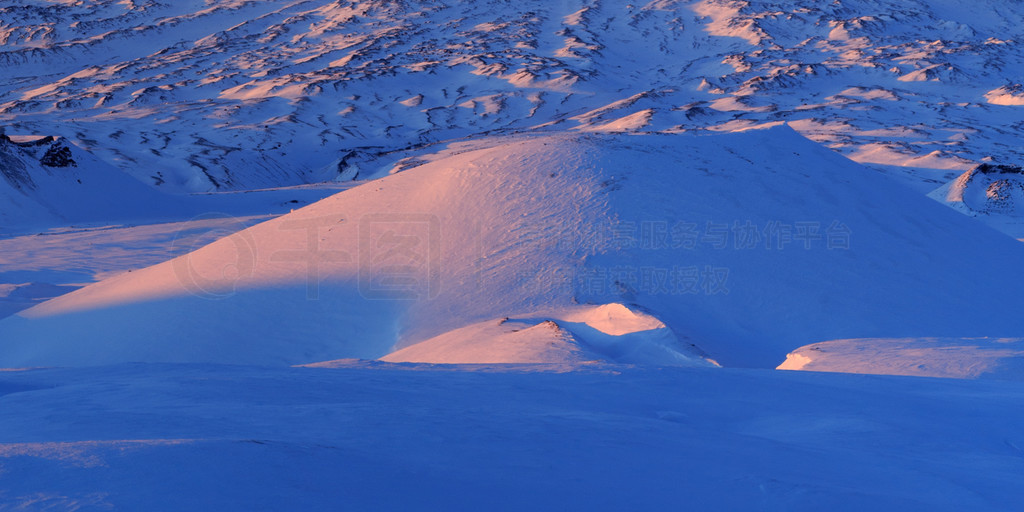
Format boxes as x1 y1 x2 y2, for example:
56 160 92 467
1 363 1023 511
929 163 1024 239
2 127 1023 368
380 303 709 366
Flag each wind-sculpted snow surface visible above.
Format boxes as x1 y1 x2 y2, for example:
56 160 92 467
2 128 1023 368
2 0 1024 191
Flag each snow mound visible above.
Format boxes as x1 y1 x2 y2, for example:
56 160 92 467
929 163 1024 238
933 163 1024 216
4 362 1024 510
381 303 710 366
556 304 706 366
380 318 592 365
566 302 664 337
985 85 1024 106
778 338 1024 380
2 127 1024 368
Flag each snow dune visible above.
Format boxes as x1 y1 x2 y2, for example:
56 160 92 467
1 126 1023 368
381 317 597 366
380 303 707 366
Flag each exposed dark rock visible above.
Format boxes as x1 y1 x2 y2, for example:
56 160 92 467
40 144 77 168
975 163 1024 175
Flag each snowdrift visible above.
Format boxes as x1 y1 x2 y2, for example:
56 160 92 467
1 126 1023 368
779 337 1024 380
4 362 1024 510
380 303 704 366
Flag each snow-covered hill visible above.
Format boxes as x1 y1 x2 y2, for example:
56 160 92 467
0 133 179 229
2 126 1022 368
929 163 1024 239
2 0 1024 192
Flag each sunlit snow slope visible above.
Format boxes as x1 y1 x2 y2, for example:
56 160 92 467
1 127 1022 368
779 337 1024 380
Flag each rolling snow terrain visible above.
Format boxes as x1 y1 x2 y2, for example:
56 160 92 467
2 0 1024 196
2 127 1024 369
2 363 1023 511
2 0 1024 509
